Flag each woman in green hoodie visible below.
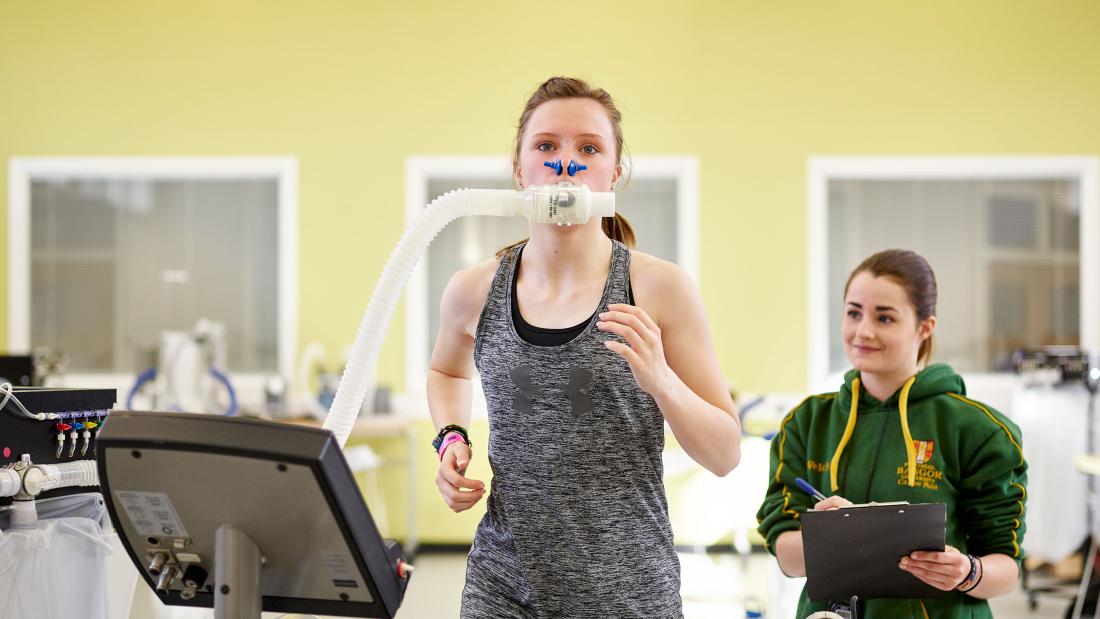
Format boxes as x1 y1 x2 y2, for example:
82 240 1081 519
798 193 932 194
757 249 1027 618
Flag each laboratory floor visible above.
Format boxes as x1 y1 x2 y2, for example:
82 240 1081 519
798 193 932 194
398 552 1055 619
128 551 1068 618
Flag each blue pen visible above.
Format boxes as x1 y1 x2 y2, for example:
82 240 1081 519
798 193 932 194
795 477 828 503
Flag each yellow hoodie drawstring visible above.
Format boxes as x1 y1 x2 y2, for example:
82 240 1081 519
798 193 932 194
829 378 860 492
828 375 920 493
898 375 918 488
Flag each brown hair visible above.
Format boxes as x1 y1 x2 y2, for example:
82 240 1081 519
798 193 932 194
497 76 634 258
844 249 938 365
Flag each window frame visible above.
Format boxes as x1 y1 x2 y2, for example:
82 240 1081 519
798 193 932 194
403 155 700 408
8 156 299 396
806 155 1100 397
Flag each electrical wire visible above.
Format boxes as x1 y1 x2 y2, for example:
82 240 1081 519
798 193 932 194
126 368 158 410
0 382 59 421
125 368 236 415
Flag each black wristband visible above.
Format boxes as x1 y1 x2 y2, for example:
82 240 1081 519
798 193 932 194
957 554 982 593
968 556 985 592
432 424 470 452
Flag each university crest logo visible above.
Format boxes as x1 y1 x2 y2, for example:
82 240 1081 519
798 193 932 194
913 439 934 464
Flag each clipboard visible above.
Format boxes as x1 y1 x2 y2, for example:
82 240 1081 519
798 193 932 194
801 502 947 601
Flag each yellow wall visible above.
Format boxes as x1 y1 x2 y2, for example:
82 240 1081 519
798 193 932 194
4 1 1099 543
5 1 1100 393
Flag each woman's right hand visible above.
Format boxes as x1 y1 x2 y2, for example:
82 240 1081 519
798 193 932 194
435 442 485 512
814 495 854 510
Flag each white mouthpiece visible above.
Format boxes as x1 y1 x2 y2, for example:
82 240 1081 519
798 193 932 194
589 191 615 219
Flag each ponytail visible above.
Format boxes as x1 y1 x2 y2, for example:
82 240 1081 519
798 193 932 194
602 213 635 247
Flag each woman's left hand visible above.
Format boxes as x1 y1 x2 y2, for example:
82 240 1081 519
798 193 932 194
597 303 674 396
899 545 971 591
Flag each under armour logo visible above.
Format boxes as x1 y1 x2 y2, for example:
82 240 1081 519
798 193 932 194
510 366 594 416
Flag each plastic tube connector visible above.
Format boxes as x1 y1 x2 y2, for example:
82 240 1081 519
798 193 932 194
543 160 563 175
567 160 587 176
520 183 614 224
0 468 21 498
10 499 37 528
24 460 98 494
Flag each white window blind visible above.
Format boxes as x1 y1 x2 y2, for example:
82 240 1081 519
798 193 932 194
30 178 280 373
827 178 1080 373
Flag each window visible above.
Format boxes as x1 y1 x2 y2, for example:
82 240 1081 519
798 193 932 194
8 158 298 381
404 156 699 405
807 157 1099 393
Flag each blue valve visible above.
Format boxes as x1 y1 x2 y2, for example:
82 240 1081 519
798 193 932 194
543 160 563 175
567 160 587 176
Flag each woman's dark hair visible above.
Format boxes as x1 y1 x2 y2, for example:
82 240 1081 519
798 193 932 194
845 249 938 364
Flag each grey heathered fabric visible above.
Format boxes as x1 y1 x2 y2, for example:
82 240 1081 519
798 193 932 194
462 241 682 618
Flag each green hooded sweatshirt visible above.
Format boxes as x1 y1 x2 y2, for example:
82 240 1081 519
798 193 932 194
756 364 1028 618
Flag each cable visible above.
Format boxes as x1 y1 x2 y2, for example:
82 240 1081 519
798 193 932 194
0 382 58 421
210 368 238 416
737 396 779 440
126 368 158 410
126 368 236 415
0 382 13 413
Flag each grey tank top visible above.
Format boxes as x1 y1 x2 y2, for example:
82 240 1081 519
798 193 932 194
463 241 682 618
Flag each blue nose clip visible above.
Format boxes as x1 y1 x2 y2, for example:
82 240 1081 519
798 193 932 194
543 159 587 176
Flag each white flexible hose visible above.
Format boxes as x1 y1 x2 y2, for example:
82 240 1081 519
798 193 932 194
323 189 516 446
0 468 20 498
0 459 98 499
322 185 613 446
23 460 99 495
